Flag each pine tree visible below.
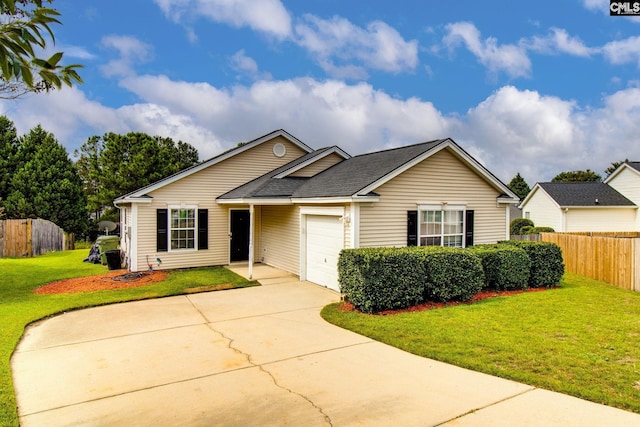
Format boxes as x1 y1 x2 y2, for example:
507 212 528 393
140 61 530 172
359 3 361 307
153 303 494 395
508 172 531 200
5 125 88 235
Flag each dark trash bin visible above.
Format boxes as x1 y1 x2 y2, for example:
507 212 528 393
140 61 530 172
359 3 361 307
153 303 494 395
105 249 122 270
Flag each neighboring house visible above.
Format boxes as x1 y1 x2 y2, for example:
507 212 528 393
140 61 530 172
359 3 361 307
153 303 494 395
519 182 637 232
605 162 640 230
114 129 519 291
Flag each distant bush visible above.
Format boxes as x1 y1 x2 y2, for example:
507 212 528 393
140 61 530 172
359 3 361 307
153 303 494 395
520 225 534 235
500 241 564 288
470 245 530 290
510 218 534 235
528 226 555 234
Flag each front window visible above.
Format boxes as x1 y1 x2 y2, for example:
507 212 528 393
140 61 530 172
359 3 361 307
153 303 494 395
170 208 195 250
419 207 464 247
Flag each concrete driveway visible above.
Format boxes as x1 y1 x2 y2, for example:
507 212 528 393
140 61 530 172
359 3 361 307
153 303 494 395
12 264 640 426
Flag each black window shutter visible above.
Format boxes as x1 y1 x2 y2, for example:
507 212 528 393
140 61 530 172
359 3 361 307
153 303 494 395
407 210 418 246
198 209 208 250
157 209 168 252
465 210 474 247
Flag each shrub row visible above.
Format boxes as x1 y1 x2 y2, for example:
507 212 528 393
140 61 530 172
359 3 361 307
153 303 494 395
338 241 564 313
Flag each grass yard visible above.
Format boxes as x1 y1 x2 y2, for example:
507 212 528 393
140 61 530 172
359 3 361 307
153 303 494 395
322 273 640 413
0 249 258 427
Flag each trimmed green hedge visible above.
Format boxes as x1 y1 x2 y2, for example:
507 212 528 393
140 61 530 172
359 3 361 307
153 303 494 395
528 226 555 234
338 247 426 314
500 241 564 288
470 245 530 290
421 247 484 302
510 218 534 235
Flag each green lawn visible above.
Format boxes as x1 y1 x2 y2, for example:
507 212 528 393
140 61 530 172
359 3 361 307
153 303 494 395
322 273 640 413
0 250 258 427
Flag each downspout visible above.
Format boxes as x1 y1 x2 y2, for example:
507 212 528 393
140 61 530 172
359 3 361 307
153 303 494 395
248 204 254 279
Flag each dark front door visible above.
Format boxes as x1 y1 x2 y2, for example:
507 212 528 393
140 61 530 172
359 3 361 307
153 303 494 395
230 210 250 262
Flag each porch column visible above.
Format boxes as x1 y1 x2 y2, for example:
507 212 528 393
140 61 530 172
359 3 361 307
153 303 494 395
248 204 254 279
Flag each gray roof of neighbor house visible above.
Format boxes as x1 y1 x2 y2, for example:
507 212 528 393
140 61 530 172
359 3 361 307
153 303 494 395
624 161 640 173
538 182 636 207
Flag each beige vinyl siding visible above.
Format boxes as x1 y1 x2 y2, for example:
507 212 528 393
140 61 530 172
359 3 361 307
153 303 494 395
260 205 300 274
608 168 640 229
521 188 563 231
359 148 508 247
130 137 307 271
565 208 637 232
289 153 344 177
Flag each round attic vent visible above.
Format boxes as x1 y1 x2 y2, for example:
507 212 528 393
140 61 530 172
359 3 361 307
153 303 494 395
273 142 286 157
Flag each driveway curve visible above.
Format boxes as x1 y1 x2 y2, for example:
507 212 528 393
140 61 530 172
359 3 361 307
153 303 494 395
12 264 640 426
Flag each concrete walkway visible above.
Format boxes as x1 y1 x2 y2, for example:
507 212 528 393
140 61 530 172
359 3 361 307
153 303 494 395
11 264 640 426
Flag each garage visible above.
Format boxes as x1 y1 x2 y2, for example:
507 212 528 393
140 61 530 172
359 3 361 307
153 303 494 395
305 215 344 292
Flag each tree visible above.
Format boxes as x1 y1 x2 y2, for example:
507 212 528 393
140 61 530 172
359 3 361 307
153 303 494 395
551 169 602 183
508 172 530 200
605 159 629 177
4 125 87 235
0 0 83 98
0 115 19 200
75 132 199 220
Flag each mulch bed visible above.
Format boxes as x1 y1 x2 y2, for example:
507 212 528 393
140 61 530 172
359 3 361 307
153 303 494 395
34 270 168 295
339 287 556 315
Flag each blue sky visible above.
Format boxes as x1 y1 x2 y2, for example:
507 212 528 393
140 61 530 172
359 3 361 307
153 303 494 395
2 0 640 184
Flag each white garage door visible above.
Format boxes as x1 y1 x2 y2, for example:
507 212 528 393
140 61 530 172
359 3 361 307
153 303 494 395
305 215 344 292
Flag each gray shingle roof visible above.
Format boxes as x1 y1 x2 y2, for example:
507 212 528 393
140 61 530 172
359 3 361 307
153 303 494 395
624 162 640 173
218 148 333 199
219 139 447 200
292 139 446 198
538 182 635 207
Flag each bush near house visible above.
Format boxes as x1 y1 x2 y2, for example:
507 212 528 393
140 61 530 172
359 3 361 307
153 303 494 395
338 241 564 313
528 226 555 234
470 245 530 290
500 241 564 288
421 247 484 302
338 247 426 314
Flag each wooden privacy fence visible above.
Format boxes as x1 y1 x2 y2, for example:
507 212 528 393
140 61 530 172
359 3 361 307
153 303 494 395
540 232 640 292
0 219 74 258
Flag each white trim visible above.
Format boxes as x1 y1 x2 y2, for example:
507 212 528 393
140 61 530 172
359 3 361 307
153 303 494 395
519 184 561 210
604 162 640 184
560 205 637 209
130 204 139 272
217 198 293 205
300 206 345 216
115 129 313 201
248 204 254 279
167 205 198 253
417 205 466 248
350 203 360 248
274 147 351 178
291 196 380 204
114 197 153 206
299 206 345 282
356 139 520 201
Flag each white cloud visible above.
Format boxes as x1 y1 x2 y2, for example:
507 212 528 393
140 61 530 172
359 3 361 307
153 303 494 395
154 0 292 38
462 86 584 181
443 22 531 79
294 15 419 77
582 0 608 11
601 36 640 67
100 35 154 78
230 50 272 81
6 75 640 186
525 28 594 57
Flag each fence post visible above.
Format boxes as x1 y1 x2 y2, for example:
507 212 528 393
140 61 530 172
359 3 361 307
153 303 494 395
26 218 33 257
